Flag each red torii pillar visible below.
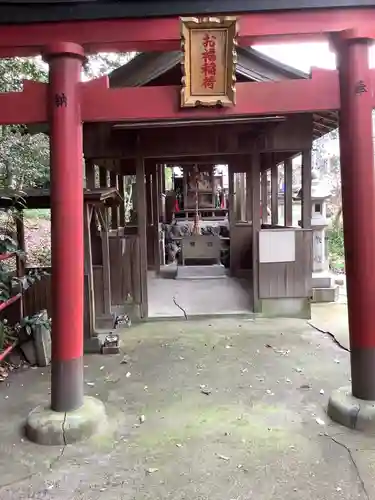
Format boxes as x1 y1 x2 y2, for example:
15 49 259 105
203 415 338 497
25 43 106 445
328 34 375 431
46 42 85 412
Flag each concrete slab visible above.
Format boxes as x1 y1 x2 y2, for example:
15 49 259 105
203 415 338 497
312 286 340 303
311 302 349 351
1 314 374 499
312 272 333 289
148 275 253 318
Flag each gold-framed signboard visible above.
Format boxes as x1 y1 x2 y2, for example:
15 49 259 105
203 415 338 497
181 16 238 108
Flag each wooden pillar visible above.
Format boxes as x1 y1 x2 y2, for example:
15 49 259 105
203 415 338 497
301 149 312 229
246 170 252 221
211 165 216 214
228 163 235 275
99 209 111 316
251 152 261 313
334 36 375 401
261 171 268 225
234 173 242 221
16 210 25 319
146 171 152 225
99 166 107 188
45 43 85 413
83 203 96 336
183 166 188 213
16 211 25 278
158 164 165 221
271 160 279 225
85 159 95 189
284 158 293 227
118 175 126 227
136 155 148 319
109 171 119 229
152 167 161 273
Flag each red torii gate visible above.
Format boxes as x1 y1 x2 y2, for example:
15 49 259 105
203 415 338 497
3 8 374 441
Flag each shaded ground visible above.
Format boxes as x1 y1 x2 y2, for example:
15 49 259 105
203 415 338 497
0 312 373 499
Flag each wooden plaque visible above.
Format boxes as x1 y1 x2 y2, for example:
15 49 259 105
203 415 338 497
181 16 237 108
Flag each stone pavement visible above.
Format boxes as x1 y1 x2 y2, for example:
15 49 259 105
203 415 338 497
1 307 374 500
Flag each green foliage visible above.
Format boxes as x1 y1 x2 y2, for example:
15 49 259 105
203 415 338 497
0 53 133 192
83 52 135 79
0 319 16 351
327 221 345 272
0 57 50 190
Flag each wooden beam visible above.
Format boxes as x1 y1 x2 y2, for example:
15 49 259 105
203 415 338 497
284 158 293 226
82 70 342 123
136 155 148 319
0 10 374 57
301 149 312 229
84 115 326 160
1 69 375 126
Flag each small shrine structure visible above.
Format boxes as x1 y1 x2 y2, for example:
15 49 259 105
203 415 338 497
0 0 373 441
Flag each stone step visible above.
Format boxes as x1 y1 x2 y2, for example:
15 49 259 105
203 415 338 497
311 286 339 303
176 265 227 280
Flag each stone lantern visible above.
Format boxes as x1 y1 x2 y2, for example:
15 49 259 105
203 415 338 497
310 170 339 302
311 170 330 272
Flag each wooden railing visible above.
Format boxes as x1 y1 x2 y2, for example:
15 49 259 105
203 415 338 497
23 268 52 318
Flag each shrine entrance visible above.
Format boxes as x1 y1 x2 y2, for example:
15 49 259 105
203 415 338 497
147 163 254 318
85 42 322 323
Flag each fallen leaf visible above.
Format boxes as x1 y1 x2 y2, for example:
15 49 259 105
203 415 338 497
146 468 159 475
299 384 311 390
201 389 212 396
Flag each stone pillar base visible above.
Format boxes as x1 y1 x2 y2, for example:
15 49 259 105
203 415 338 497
311 272 339 303
25 396 108 445
328 386 375 433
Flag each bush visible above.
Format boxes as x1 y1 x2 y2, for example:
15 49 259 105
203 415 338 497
327 221 345 272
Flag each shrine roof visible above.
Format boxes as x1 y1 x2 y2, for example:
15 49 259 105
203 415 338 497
108 48 338 139
0 1 372 24
109 47 308 88
0 188 123 210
